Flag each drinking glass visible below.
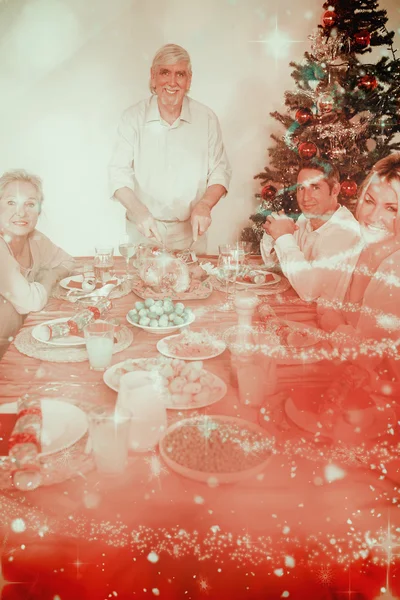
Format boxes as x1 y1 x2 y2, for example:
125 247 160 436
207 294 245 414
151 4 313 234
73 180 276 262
88 405 131 475
236 241 253 265
118 235 136 280
216 244 245 312
93 246 114 285
116 371 168 452
84 321 114 371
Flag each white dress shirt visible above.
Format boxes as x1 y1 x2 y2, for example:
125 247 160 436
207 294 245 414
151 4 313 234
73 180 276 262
260 205 361 303
108 95 231 222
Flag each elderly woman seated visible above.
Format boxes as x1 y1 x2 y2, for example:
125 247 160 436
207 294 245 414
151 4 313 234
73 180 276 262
0 169 74 358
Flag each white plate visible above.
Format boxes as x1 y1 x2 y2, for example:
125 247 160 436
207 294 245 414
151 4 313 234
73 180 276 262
60 275 123 295
274 321 326 364
126 311 196 335
284 396 394 442
157 333 226 361
60 275 86 291
0 399 88 457
236 271 281 289
159 415 273 484
103 357 227 410
32 318 86 347
223 321 324 366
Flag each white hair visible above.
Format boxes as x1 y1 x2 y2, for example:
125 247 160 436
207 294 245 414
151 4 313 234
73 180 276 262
0 169 44 205
149 43 192 94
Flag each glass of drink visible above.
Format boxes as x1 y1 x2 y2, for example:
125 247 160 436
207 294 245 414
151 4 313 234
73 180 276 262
118 235 136 280
88 405 131 475
84 320 114 371
216 244 245 312
94 246 114 285
116 371 167 452
236 241 253 265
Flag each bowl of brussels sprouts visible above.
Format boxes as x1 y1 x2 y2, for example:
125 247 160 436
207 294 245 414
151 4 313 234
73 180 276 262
126 298 195 335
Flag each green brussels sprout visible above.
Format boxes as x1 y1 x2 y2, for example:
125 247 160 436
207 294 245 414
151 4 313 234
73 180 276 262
139 316 151 326
174 302 185 315
159 315 169 327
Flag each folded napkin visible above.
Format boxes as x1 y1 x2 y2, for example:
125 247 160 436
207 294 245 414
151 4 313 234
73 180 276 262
8 395 42 491
68 278 118 291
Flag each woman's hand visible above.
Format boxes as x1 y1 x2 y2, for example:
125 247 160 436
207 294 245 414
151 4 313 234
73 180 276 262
318 308 347 332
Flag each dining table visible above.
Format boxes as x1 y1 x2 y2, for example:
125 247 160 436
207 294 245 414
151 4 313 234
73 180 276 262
0 255 400 600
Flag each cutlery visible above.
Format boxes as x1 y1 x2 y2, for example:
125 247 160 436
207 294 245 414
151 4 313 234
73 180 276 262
68 283 117 303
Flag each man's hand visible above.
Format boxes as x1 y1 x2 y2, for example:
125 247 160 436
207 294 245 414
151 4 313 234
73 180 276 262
263 210 298 241
128 207 162 244
190 201 212 242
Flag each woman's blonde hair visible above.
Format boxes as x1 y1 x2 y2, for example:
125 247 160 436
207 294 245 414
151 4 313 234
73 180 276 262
356 153 400 221
0 169 44 205
149 43 192 94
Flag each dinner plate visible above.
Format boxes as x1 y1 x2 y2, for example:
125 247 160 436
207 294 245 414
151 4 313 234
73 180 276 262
32 318 86 347
103 358 227 410
223 321 324 366
0 399 88 457
284 396 394 442
60 275 123 294
156 332 226 361
268 321 323 363
159 415 274 484
60 275 89 291
235 271 281 289
126 311 196 335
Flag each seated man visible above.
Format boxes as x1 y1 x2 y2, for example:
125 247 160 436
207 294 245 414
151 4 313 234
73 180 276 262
260 161 361 304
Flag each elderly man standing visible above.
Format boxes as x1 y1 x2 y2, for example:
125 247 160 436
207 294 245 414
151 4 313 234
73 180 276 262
109 43 231 252
261 161 361 305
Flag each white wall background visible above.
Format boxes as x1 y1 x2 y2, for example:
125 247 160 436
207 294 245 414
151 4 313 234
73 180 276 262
0 0 399 255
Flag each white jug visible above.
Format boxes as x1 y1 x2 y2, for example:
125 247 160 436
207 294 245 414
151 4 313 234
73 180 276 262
116 371 168 452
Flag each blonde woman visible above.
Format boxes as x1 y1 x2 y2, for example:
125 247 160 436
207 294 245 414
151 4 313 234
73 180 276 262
320 153 400 345
0 169 74 357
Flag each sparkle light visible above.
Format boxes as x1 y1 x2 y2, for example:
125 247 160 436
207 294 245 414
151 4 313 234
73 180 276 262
11 519 26 533
249 16 305 66
6 0 81 73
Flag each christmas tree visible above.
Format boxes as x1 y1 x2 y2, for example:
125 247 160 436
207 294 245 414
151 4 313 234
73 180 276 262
241 0 400 253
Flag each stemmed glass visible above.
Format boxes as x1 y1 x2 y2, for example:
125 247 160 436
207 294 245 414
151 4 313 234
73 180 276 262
236 241 253 265
119 235 137 280
216 244 245 312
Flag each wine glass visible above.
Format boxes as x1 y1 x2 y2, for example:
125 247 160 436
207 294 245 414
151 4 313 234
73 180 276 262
216 244 245 312
119 235 137 280
236 241 253 265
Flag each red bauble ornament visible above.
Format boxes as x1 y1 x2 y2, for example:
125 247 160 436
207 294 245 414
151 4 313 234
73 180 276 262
298 141 318 160
261 185 277 201
322 10 336 28
295 107 313 125
341 180 358 197
354 29 371 48
357 75 377 91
